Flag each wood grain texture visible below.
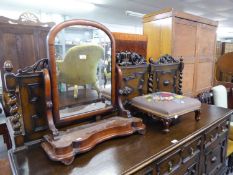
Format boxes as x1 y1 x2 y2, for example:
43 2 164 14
143 9 217 96
41 116 145 165
112 32 147 58
8 104 232 175
143 17 172 61
143 8 218 27
0 22 51 74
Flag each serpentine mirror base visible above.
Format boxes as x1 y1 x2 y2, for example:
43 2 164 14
41 116 145 165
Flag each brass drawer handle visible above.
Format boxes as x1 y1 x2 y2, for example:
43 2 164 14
168 161 173 172
210 135 214 141
190 147 194 155
211 156 217 163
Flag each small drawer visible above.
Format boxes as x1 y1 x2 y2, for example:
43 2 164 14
204 144 223 175
181 136 202 163
218 119 229 136
183 162 199 175
156 149 182 175
204 125 219 148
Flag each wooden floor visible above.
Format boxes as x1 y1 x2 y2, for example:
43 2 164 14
0 136 11 175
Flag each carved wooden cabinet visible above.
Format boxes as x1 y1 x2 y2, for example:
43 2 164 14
143 8 218 96
8 104 232 175
0 14 54 72
0 14 54 93
2 59 49 148
134 117 229 175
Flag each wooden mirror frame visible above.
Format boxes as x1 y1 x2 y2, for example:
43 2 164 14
47 19 116 125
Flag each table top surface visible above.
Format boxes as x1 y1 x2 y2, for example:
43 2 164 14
9 104 233 175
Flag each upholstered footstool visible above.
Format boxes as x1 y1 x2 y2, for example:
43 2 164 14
131 92 201 132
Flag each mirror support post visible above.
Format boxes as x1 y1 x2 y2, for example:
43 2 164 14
116 65 132 118
43 69 59 138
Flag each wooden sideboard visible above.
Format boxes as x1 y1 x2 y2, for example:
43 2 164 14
143 8 218 97
8 104 232 175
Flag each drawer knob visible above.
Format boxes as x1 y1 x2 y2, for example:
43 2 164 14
211 156 217 163
222 126 227 132
168 161 173 172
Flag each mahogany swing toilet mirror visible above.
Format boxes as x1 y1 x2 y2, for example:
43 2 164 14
42 19 145 165
47 19 115 124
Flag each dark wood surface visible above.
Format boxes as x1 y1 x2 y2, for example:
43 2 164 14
8 104 233 175
119 65 148 104
0 23 50 73
42 116 145 165
112 32 147 58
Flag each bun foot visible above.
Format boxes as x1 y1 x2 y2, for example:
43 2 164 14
195 110 201 121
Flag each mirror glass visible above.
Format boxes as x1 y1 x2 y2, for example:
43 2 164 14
54 25 112 118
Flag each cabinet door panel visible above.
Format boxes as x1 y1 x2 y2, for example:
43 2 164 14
20 34 37 68
182 63 195 96
195 62 213 93
2 33 20 71
197 24 216 62
194 23 216 95
173 18 197 63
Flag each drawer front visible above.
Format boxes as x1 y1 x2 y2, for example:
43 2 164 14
204 124 219 148
155 149 182 175
134 152 200 175
205 144 222 175
218 119 229 137
183 162 199 175
204 131 228 174
181 136 202 164
133 119 229 175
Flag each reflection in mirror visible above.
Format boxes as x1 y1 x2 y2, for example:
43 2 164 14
54 25 112 118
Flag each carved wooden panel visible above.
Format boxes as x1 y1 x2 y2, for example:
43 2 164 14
203 119 229 174
134 137 201 175
120 65 148 104
132 119 229 175
150 64 180 94
17 72 48 140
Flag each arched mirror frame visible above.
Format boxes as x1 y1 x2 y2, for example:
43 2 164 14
47 19 116 124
